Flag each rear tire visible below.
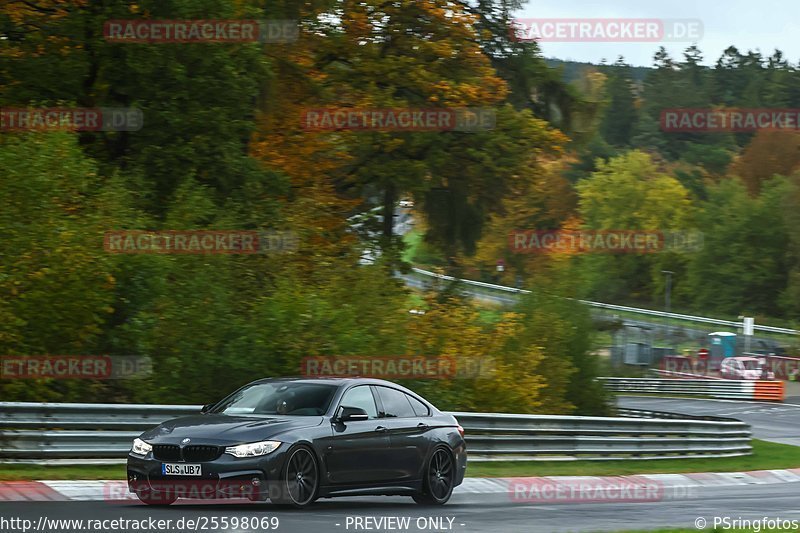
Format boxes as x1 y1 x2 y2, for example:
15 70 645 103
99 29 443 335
413 447 454 505
270 445 319 508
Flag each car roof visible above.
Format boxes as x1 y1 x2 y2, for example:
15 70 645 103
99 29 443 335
249 376 420 388
246 376 434 404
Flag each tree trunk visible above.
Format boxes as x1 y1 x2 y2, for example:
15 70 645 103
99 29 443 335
382 183 396 238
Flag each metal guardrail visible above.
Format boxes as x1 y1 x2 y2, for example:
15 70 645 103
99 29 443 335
451 411 751 461
409 267 798 335
601 377 785 401
0 403 199 462
616 407 742 422
0 402 751 463
648 369 723 380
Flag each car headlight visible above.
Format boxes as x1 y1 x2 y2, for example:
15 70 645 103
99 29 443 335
224 440 281 458
131 438 152 456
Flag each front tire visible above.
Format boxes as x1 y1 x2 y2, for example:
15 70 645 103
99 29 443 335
413 447 455 505
271 445 319 508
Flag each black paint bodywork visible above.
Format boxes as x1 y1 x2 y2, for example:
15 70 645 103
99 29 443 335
127 377 467 502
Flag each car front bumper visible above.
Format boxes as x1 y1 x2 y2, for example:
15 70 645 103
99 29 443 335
127 444 292 501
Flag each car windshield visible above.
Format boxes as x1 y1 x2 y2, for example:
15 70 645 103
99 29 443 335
742 361 761 370
212 382 337 416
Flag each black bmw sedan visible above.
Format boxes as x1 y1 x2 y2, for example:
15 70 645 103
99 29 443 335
127 377 467 507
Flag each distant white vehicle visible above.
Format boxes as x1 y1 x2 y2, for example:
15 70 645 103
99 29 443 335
399 200 414 208
719 357 774 380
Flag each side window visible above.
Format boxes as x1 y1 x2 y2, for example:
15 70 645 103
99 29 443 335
339 386 378 419
406 394 430 417
376 387 416 418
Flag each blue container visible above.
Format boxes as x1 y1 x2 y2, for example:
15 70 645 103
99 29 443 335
709 332 737 358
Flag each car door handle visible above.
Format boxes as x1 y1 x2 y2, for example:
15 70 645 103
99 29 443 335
417 423 429 430
375 426 387 433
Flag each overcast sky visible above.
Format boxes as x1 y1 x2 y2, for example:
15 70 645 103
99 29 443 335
516 0 800 67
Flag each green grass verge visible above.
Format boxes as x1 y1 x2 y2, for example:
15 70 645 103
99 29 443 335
407 292 425 308
402 229 445 267
3 439 799 482
0 464 126 481
401 229 423 264
477 307 504 325
615 530 796 533
465 439 800 477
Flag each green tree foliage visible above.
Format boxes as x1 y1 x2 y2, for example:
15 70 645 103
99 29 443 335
778 173 800 319
686 177 790 316
0 0 610 415
511 285 609 416
3 0 272 217
0 133 131 400
598 58 638 147
574 151 694 302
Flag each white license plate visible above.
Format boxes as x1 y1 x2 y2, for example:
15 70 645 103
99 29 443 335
161 463 202 476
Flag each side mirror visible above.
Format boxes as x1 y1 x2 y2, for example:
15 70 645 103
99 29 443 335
200 403 214 414
338 406 369 422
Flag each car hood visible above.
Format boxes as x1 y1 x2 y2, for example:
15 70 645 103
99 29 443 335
139 414 325 446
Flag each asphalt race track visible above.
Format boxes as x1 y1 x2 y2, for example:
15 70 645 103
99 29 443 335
5 396 800 533
3 482 800 533
617 395 800 446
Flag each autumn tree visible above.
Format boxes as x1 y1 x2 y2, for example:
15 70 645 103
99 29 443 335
729 130 800 195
